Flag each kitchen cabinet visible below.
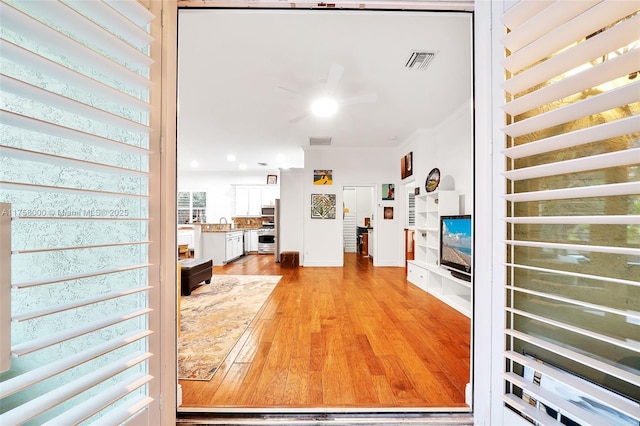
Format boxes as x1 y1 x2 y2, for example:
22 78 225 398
244 230 258 253
234 185 280 216
201 230 244 265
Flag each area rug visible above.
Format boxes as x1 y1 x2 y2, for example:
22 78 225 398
178 274 282 381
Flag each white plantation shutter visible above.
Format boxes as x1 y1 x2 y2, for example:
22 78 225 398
501 1 640 425
0 0 157 424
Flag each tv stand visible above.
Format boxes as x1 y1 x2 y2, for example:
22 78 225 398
450 270 471 282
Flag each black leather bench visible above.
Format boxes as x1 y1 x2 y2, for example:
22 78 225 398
180 258 212 296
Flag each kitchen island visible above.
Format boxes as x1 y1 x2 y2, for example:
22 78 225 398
196 224 245 266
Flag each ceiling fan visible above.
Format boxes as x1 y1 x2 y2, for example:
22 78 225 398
279 63 378 123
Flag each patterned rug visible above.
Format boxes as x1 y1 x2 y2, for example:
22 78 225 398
178 274 282 381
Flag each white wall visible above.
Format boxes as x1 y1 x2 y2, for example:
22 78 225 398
399 101 473 215
302 146 401 267
279 168 304 262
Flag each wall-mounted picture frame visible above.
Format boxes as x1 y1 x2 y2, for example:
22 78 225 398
311 194 336 219
313 170 333 185
382 183 395 200
426 167 441 192
401 152 413 179
384 206 394 220
267 174 277 185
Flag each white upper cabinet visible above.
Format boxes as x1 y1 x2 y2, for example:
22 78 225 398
234 185 280 216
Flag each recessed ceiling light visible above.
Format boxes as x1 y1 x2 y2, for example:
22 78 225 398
276 154 285 161
190 160 199 168
238 163 247 170
311 97 338 117
227 154 236 162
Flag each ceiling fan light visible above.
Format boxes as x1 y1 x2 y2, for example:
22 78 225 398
311 97 338 117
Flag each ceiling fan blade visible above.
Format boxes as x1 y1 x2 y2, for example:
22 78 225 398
289 111 309 123
276 85 304 97
324 63 344 95
340 93 378 105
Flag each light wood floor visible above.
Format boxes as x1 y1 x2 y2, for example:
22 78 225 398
179 253 470 409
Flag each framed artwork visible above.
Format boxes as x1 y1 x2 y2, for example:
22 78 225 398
384 206 394 220
267 174 277 185
382 183 395 200
311 194 336 219
313 170 333 185
401 152 413 179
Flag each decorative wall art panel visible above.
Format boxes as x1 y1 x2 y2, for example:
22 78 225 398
311 194 336 219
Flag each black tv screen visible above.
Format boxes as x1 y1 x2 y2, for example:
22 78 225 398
440 215 472 279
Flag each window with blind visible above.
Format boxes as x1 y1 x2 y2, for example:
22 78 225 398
501 1 639 425
0 0 157 424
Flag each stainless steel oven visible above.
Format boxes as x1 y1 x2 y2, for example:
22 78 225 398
257 227 275 254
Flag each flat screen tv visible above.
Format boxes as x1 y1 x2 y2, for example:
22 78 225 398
439 215 472 281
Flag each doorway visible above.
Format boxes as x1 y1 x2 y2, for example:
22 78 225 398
343 186 374 256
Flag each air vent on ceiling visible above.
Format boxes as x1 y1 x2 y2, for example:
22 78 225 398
309 137 332 146
405 51 437 71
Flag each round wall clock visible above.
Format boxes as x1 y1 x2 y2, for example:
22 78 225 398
425 168 441 192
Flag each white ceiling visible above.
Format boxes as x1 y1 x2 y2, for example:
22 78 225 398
177 9 472 174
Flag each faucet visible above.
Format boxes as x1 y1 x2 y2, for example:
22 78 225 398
219 217 228 225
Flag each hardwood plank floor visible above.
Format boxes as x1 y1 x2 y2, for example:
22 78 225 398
179 253 470 409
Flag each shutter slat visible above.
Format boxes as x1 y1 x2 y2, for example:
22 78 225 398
506 307 640 352
502 48 640 116
509 286 640 321
42 374 153 426
504 215 639 225
504 181 640 202
0 329 151 399
503 0 639 74
502 13 640 95
500 0 554 30
0 351 152 425
12 308 152 356
1 74 150 133
13 240 150 255
13 287 152 322
0 1 152 90
505 239 640 257
90 394 154 426
505 262 639 288
502 115 640 159
503 147 640 181
502 79 640 137
502 393 553 425
0 181 149 198
0 145 147 177
12 263 151 289
0 39 150 112
104 0 155 27
0 110 150 155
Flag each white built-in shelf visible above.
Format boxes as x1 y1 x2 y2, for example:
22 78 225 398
407 189 472 318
